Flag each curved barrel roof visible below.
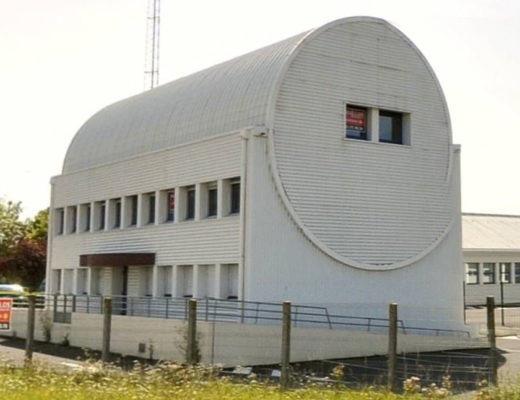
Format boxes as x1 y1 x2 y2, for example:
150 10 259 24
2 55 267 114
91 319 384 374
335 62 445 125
63 32 307 173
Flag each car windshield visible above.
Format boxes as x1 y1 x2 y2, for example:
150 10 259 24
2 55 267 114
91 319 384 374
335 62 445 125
0 284 24 293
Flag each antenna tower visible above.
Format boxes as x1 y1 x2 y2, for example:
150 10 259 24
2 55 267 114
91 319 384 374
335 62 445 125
144 0 160 90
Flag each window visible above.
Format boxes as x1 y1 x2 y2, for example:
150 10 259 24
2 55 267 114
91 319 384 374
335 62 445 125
208 187 217 217
99 203 106 230
466 263 479 285
230 178 240 214
56 208 64 235
68 206 77 234
114 199 121 228
186 186 195 220
515 263 520 284
483 263 496 284
500 263 512 283
379 110 403 144
166 191 175 222
85 204 91 232
149 193 156 224
345 106 368 140
129 195 138 226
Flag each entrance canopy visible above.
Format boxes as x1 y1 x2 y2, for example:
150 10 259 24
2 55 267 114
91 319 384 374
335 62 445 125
79 253 155 267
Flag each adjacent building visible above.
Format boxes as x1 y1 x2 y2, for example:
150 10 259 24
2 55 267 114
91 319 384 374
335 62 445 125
463 213 520 305
47 16 465 329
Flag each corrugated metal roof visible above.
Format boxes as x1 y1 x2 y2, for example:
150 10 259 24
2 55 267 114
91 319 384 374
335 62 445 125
62 32 308 173
462 213 520 250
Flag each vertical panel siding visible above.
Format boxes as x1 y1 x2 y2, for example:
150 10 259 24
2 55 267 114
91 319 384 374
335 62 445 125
273 20 453 265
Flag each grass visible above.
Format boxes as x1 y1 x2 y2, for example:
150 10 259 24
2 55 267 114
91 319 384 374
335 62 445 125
0 360 509 400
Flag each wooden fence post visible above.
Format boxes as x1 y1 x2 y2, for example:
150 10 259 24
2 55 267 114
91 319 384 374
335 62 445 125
102 297 112 362
388 303 398 393
25 295 36 363
186 299 197 364
281 301 292 390
487 296 498 386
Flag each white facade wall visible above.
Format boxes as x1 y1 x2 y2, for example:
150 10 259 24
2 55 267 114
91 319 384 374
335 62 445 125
244 134 464 329
49 133 242 296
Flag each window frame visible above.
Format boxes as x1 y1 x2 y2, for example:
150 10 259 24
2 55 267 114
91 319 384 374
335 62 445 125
482 263 496 284
230 178 241 215
465 263 479 285
379 110 403 144
345 105 368 140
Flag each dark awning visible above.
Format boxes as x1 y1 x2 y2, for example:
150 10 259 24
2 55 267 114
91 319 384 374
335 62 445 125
79 253 155 267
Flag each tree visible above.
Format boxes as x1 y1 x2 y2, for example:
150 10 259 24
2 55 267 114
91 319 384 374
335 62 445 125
0 200 47 290
0 200 27 257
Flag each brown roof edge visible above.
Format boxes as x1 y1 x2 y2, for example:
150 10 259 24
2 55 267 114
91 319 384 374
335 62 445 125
80 253 155 267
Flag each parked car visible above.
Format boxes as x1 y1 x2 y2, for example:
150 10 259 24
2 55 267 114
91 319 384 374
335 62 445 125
0 284 26 302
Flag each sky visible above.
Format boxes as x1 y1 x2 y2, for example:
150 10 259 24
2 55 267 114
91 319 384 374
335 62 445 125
0 0 519 219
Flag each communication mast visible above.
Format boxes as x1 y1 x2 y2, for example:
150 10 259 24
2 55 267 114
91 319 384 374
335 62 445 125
144 0 160 90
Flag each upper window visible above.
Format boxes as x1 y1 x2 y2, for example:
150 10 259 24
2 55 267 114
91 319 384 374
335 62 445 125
379 110 403 144
113 199 121 229
186 186 195 220
230 178 240 214
57 208 64 235
208 187 217 217
129 195 138 226
148 193 156 224
345 106 368 140
166 190 175 222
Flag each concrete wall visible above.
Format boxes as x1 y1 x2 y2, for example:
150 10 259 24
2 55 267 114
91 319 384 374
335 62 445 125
7 309 485 368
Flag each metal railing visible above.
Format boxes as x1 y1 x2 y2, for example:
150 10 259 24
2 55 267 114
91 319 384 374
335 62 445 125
12 294 470 337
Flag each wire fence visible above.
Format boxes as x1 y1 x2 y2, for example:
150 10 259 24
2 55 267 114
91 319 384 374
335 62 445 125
4 295 496 393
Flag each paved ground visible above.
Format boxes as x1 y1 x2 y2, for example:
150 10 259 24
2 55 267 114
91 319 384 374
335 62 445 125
0 336 86 370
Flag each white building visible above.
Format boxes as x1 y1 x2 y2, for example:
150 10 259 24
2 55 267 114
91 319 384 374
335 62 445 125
463 213 520 306
47 16 464 330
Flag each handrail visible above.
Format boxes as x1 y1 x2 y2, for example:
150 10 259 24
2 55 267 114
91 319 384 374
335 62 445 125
11 294 470 337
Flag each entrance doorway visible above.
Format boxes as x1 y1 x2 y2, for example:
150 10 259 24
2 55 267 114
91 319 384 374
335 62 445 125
112 266 129 315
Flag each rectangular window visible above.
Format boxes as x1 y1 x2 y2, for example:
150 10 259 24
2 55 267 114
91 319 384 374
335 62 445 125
186 186 195 220
69 206 77 233
112 199 121 229
230 178 240 214
85 204 91 232
483 263 496 284
379 110 403 144
57 208 64 235
515 263 520 284
149 194 156 224
466 263 479 285
500 263 512 284
167 191 175 222
345 105 368 140
208 188 217 217
129 195 138 226
100 203 106 230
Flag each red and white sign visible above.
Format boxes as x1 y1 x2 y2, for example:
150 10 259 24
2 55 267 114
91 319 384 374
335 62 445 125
346 107 367 131
0 299 13 331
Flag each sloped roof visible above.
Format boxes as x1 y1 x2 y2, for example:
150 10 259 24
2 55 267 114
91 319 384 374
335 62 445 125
62 32 308 173
462 213 520 250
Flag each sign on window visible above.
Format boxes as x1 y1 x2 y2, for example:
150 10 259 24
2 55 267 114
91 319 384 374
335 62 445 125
0 299 13 331
346 107 367 132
